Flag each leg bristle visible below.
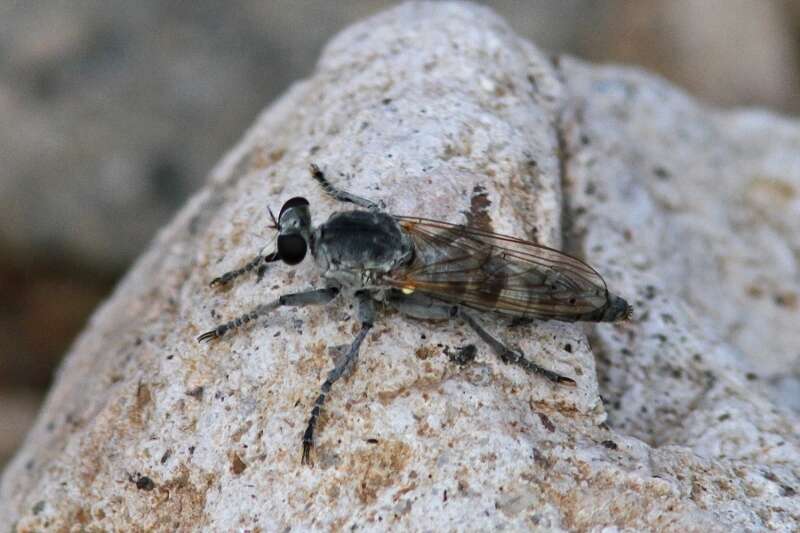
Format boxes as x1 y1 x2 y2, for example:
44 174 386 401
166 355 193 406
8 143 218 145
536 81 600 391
197 330 218 343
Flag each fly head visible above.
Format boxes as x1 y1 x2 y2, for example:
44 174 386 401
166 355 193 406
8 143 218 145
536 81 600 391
274 196 312 265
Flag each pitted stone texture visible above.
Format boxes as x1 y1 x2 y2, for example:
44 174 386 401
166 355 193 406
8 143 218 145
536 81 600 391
1 2 798 531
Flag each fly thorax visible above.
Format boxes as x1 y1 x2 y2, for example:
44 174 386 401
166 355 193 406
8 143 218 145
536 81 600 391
311 211 413 279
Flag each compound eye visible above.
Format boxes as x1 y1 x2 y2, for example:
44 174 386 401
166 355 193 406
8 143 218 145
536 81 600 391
277 233 307 265
279 196 309 218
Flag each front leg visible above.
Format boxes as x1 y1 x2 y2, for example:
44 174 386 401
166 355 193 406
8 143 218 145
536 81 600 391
197 287 339 342
302 291 375 465
209 251 280 287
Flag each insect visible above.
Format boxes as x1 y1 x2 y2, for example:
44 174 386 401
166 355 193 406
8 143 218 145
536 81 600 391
198 164 632 465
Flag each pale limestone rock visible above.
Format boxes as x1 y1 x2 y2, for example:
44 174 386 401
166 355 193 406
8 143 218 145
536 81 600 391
1 2 798 531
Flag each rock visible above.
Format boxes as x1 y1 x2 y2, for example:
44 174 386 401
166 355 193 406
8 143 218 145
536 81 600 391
1 2 798 530
587 0 800 113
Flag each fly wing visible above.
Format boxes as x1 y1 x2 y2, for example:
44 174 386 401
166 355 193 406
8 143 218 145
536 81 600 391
385 216 611 321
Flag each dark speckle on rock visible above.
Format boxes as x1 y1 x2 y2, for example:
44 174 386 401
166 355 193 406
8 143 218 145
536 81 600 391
653 166 671 179
130 474 155 491
538 413 555 433
186 386 204 400
230 452 247 475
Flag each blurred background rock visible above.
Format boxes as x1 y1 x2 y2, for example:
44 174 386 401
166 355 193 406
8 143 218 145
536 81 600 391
1 0 798 468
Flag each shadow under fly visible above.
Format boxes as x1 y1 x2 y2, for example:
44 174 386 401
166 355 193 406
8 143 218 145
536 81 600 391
197 163 632 465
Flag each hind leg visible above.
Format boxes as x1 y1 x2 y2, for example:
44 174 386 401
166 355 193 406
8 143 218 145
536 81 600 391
459 311 575 386
385 290 575 385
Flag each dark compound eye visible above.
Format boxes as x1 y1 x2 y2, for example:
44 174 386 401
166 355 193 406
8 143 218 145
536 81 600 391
277 233 307 265
279 196 309 218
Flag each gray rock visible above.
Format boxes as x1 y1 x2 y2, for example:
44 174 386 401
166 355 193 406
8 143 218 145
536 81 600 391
1 2 798 530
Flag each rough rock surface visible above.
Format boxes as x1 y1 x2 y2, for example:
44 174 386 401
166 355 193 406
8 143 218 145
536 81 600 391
2 2 799 531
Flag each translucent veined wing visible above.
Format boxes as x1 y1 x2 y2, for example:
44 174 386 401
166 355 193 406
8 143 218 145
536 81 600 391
384 216 614 321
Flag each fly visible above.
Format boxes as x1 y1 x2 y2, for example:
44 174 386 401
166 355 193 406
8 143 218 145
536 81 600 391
197 163 632 465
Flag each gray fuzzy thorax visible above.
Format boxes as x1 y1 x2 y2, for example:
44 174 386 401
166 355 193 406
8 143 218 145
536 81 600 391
311 210 413 289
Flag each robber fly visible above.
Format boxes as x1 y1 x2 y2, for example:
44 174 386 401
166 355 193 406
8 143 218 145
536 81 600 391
197 164 632 465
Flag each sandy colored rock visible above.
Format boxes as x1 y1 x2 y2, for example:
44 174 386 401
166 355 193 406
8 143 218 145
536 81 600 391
1 2 798 531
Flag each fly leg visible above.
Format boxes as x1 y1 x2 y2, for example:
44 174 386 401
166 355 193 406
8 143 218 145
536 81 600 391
302 291 375 465
385 290 575 386
208 251 279 287
384 289 456 320
309 164 384 211
197 287 339 342
459 311 576 386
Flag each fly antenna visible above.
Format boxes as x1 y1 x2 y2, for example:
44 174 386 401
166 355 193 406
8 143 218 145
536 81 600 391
268 206 280 231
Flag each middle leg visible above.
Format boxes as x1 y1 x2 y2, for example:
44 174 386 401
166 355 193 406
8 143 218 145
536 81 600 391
301 291 376 465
